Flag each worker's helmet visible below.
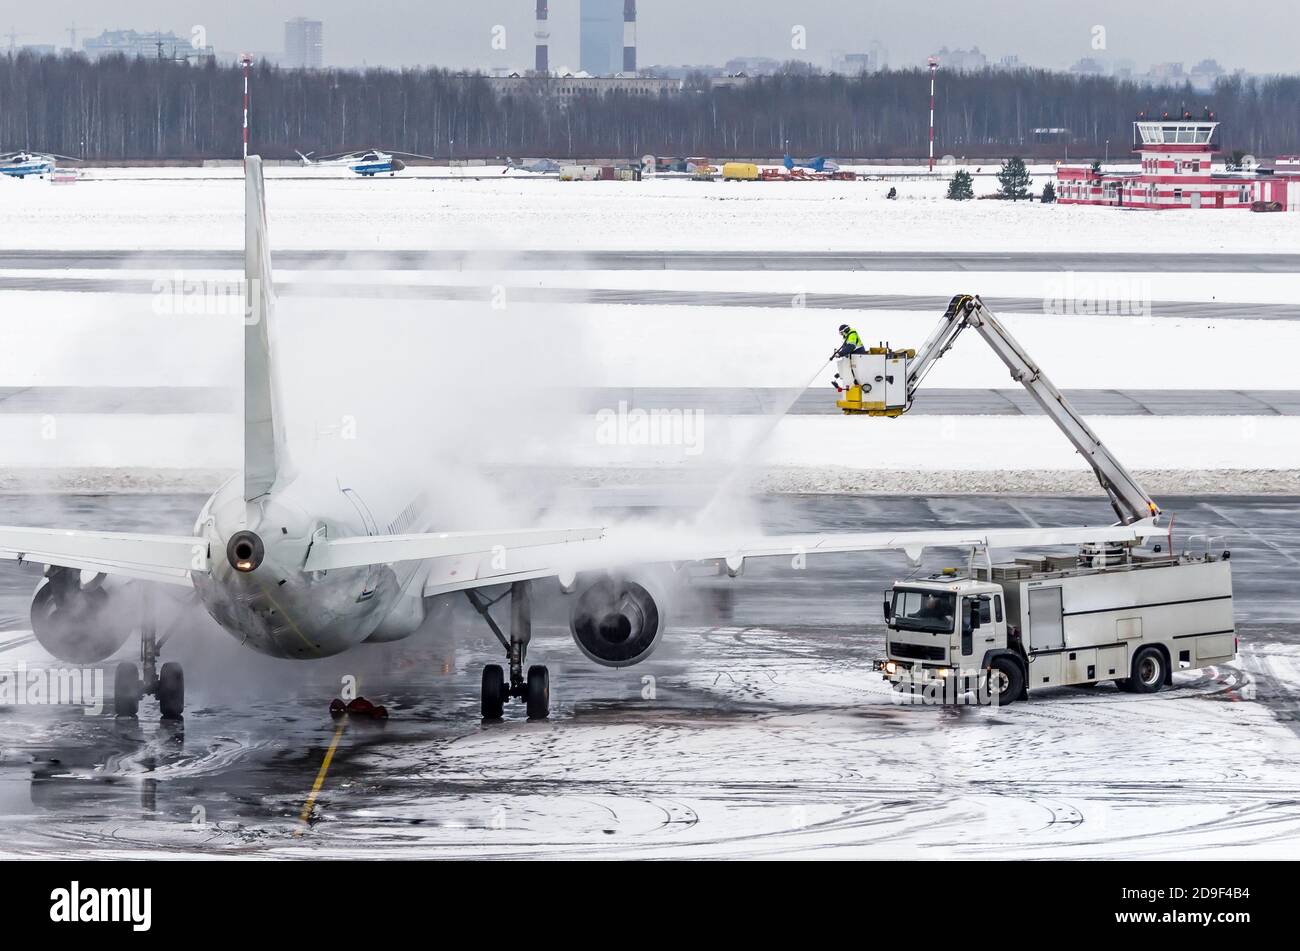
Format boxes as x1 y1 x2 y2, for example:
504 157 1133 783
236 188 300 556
838 324 850 336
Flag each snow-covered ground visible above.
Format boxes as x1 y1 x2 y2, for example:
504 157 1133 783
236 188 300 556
3 166 1297 253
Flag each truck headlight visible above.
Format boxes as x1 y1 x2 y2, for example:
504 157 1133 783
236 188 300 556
885 661 897 675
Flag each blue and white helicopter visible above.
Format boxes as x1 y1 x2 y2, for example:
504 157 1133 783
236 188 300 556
782 153 840 174
296 148 434 177
1 151 59 179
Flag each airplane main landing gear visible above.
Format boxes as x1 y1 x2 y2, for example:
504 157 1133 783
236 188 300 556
478 662 550 720
466 581 549 721
114 599 183 719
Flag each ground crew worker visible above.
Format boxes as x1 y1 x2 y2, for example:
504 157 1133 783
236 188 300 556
834 324 866 358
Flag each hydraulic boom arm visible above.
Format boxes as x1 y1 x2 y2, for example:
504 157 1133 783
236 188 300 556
834 295 1159 524
909 295 1159 525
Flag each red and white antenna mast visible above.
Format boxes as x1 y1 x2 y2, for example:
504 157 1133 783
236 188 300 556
928 56 938 172
240 53 254 165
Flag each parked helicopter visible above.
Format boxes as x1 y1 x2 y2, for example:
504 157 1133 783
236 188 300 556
295 149 436 177
0 151 80 180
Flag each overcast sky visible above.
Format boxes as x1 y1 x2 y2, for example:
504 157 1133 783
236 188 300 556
8 1 1298 73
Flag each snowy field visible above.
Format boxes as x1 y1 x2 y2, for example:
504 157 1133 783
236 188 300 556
3 163 1298 253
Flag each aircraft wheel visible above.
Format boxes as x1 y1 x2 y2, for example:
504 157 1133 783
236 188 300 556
114 662 141 717
158 662 185 719
526 665 550 720
481 664 506 720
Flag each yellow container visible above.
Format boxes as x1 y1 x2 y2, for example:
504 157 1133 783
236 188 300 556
722 162 760 181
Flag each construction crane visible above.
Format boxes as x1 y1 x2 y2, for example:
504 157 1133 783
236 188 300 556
833 293 1160 526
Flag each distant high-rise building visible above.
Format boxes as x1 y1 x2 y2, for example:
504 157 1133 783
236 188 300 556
580 0 623 76
1069 57 1107 77
930 46 989 72
284 17 323 69
1190 58 1225 91
723 56 782 76
1147 61 1185 84
831 43 886 75
83 29 213 62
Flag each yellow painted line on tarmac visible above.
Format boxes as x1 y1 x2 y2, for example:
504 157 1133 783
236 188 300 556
296 720 347 834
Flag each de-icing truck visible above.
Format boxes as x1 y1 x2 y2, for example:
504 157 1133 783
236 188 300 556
836 295 1236 705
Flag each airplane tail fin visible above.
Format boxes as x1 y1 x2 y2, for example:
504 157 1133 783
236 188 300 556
243 156 291 502
783 154 794 171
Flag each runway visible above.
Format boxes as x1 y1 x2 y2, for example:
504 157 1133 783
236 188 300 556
3 248 1298 272
0 492 1296 858
4 385 1298 417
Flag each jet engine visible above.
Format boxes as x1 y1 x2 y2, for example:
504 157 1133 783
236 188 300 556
569 575 663 667
30 567 138 664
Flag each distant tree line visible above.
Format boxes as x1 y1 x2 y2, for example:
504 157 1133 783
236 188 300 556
2 51 1298 161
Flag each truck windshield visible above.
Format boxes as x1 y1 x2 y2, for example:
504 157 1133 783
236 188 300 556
892 590 956 634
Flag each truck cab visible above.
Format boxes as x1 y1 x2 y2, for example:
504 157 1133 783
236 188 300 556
878 574 1018 703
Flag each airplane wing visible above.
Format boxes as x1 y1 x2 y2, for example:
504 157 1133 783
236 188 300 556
0 515 1162 597
303 526 604 571
0 525 208 586
419 519 1166 597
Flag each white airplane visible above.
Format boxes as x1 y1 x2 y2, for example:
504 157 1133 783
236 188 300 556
502 157 562 175
0 157 1163 721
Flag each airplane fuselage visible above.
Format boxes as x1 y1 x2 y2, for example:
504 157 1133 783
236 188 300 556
190 475 428 659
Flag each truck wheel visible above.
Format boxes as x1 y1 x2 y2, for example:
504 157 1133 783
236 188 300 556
1128 647 1165 694
984 657 1023 706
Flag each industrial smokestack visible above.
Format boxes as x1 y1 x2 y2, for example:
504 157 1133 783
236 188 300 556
534 0 549 74
622 0 636 74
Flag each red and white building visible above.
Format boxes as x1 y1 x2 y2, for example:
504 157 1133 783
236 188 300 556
1057 115 1298 210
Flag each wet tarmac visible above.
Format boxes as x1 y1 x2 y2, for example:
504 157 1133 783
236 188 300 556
0 492 1297 858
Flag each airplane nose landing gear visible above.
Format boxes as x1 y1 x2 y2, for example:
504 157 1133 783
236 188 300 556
467 581 550 721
